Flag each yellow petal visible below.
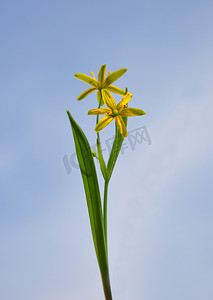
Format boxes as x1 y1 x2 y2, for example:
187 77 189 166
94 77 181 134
77 87 97 100
95 115 114 132
98 64 106 87
88 108 111 115
107 85 126 95
116 92 133 110
105 68 127 86
74 73 98 87
101 89 116 110
115 115 128 138
120 108 146 117
97 90 104 106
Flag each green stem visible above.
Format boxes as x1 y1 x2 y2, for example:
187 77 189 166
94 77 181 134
96 92 112 300
96 99 101 141
96 93 109 246
96 96 101 127
102 270 113 300
103 180 109 252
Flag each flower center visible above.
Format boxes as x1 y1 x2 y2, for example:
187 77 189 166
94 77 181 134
112 109 119 116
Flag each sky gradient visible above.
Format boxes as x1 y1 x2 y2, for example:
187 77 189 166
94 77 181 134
0 0 213 299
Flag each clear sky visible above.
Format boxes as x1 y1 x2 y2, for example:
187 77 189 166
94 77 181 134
0 0 213 299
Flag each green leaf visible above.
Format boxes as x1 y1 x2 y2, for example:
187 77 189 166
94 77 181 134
74 73 98 87
97 138 109 182
77 87 97 100
67 111 112 299
105 68 127 86
107 116 127 180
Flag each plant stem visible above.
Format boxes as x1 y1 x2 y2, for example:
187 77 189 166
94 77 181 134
102 271 113 300
103 180 109 252
96 92 113 300
96 97 101 125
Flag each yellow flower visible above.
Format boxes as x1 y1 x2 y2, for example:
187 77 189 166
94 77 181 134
74 65 127 104
88 89 146 138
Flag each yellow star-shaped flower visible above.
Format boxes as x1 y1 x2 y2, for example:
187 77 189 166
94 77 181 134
74 65 127 104
88 89 146 138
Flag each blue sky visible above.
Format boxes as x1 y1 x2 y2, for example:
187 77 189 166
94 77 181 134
0 0 213 299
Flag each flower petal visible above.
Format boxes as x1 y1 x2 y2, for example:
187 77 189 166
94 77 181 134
115 115 128 138
101 89 116 110
120 108 146 117
116 93 133 110
105 68 127 86
107 85 126 95
88 108 111 115
74 73 98 87
97 90 104 106
77 87 97 100
98 64 106 87
95 115 114 132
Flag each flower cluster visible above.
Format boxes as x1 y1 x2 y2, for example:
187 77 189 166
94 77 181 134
74 65 146 138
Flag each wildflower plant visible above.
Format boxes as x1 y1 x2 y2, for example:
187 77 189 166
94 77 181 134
67 65 146 300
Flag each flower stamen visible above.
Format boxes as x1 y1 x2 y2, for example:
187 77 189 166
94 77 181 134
91 72 97 81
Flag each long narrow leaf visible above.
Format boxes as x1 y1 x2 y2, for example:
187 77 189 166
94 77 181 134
67 111 112 299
